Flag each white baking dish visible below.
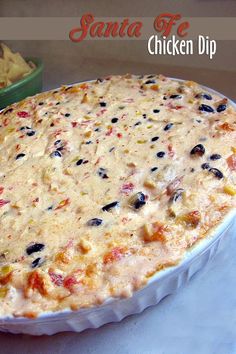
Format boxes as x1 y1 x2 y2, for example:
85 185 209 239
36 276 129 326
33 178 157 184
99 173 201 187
0 79 235 335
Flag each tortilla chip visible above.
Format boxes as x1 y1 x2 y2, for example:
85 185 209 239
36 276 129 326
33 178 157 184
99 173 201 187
0 43 34 88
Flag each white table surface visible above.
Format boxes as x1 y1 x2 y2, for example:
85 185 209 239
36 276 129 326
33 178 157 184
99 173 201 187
0 64 236 354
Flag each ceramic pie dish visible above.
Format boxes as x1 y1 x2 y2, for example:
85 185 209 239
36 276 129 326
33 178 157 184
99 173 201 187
0 209 235 335
0 75 235 335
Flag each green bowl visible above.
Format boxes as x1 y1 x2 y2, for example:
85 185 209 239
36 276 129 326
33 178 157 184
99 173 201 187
0 58 43 110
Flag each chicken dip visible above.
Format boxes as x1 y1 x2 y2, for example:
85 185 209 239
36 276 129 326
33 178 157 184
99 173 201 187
0 74 235 318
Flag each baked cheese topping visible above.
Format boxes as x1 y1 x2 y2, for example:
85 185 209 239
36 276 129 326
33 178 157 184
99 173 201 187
0 74 235 318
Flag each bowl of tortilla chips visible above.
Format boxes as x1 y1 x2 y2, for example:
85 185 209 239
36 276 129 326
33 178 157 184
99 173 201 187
0 43 43 109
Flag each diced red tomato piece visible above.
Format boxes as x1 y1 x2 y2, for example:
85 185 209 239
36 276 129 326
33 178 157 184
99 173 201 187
184 210 201 226
3 118 9 126
27 271 46 295
167 144 175 157
49 271 63 286
0 199 10 208
106 127 113 136
63 275 78 290
227 154 236 171
0 272 12 285
219 122 234 132
103 247 126 264
17 111 30 118
120 182 134 195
